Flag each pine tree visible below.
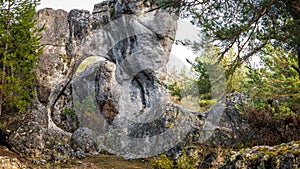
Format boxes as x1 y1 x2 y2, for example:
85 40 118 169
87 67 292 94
241 44 300 115
159 0 300 75
0 0 43 116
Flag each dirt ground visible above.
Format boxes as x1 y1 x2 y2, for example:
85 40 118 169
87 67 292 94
0 145 154 169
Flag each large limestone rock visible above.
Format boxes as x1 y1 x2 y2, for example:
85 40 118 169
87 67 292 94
199 141 300 169
67 0 200 158
1 0 204 161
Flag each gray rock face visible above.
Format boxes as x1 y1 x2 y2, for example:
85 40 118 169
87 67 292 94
195 141 300 169
1 0 204 161
35 8 70 107
67 0 201 158
71 127 98 154
218 141 300 169
203 92 251 147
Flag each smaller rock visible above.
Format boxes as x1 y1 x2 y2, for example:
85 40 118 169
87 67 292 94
71 127 98 154
75 160 83 164
73 148 86 159
32 158 46 165
0 156 27 169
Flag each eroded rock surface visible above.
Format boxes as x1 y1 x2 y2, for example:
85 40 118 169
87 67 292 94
207 141 300 169
1 0 203 161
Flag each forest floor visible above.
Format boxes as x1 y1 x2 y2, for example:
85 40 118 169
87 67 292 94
0 145 154 169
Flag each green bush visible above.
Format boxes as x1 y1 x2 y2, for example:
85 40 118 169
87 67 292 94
152 154 174 169
61 108 76 121
177 150 199 169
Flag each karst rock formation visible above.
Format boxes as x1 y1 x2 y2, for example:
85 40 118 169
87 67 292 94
0 0 208 161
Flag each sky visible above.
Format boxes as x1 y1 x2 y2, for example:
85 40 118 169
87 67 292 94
37 0 101 11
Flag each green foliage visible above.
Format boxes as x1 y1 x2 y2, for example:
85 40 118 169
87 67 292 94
192 60 211 98
177 148 199 169
151 154 174 169
0 0 43 115
191 60 214 111
61 108 76 121
225 44 300 146
176 45 234 111
74 95 96 113
160 0 300 115
198 99 216 108
159 0 300 154
158 69 200 111
152 148 199 169
163 45 228 111
165 81 183 101
241 44 300 116
160 0 300 73
166 42 300 146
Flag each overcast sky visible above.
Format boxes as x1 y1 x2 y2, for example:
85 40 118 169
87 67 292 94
37 0 101 11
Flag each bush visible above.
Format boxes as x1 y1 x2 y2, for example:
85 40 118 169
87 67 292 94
152 154 174 169
247 108 300 146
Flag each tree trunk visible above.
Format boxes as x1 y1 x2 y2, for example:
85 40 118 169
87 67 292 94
0 0 11 117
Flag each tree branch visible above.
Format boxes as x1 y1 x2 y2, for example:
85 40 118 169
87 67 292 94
226 8 267 40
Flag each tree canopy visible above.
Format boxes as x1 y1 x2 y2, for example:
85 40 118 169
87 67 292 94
159 0 300 74
0 0 43 116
